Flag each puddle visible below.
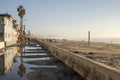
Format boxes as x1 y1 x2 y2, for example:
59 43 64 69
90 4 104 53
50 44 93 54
0 42 49 80
0 55 31 80
24 53 47 56
25 49 43 51
23 57 50 62
25 46 42 50
34 65 57 68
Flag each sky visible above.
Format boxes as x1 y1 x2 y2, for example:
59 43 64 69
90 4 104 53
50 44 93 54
1 0 120 39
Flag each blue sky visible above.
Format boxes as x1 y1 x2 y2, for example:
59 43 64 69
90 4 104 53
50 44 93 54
1 0 120 39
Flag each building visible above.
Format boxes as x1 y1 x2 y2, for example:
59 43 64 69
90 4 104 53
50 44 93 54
15 24 21 43
0 13 18 46
0 47 17 75
12 24 20 43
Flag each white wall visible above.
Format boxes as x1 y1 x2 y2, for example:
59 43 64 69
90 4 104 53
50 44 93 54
0 42 4 49
4 17 13 42
0 16 17 46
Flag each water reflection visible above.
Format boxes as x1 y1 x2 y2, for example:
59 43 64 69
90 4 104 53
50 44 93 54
18 63 26 77
0 46 26 77
18 45 26 77
0 41 45 80
0 47 17 75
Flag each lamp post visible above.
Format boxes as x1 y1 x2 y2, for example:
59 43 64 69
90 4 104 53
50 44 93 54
88 30 90 47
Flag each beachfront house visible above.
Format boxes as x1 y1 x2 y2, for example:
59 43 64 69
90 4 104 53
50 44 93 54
0 13 18 46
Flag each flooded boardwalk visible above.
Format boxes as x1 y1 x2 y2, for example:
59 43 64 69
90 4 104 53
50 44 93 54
0 41 85 80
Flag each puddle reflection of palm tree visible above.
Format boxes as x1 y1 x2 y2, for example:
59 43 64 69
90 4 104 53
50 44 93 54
18 47 26 77
18 63 26 77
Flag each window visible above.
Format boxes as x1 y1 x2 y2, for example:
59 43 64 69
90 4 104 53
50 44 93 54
0 33 3 41
0 33 3 37
0 17 4 24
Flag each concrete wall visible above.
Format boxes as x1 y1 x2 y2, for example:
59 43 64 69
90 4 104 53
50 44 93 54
0 42 4 49
35 38 120 80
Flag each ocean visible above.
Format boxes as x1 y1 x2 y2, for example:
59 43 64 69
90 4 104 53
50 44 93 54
70 38 120 44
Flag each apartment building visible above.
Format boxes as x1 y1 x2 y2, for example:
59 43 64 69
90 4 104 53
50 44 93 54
15 24 21 42
0 13 18 46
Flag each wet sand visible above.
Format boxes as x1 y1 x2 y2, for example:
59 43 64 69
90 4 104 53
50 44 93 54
26 57 85 80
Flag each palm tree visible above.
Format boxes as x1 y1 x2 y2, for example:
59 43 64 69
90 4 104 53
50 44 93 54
17 5 26 77
17 5 25 41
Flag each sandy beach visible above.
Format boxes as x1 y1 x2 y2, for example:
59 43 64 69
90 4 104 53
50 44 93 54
48 40 120 70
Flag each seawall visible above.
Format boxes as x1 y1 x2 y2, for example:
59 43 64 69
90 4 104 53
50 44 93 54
34 38 120 80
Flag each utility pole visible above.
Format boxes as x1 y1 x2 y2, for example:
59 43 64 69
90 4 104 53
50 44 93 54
88 30 90 47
